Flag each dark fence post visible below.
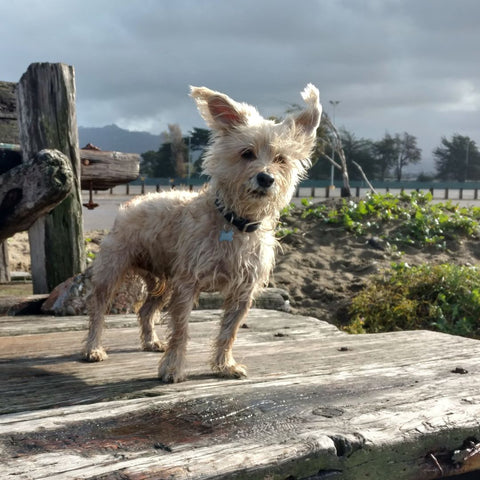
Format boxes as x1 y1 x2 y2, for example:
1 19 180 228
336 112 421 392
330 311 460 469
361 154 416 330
17 62 85 293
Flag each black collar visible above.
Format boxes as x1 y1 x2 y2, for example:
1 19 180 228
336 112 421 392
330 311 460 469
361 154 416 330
214 198 261 233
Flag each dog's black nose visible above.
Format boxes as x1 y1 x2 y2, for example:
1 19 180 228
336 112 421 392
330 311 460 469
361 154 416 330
257 172 275 188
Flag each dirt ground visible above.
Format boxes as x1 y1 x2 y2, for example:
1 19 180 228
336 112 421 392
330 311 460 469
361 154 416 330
271 205 480 325
4 199 480 326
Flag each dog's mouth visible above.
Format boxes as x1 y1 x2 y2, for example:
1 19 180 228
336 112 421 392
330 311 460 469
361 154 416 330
252 189 269 198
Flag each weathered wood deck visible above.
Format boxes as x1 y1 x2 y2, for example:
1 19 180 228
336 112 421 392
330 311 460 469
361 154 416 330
1 309 479 479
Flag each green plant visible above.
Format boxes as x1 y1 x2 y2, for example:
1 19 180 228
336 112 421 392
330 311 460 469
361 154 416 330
298 191 480 248
345 263 480 339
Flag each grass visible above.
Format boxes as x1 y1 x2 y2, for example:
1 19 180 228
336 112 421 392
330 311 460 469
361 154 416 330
278 192 480 339
345 263 480 340
280 191 480 249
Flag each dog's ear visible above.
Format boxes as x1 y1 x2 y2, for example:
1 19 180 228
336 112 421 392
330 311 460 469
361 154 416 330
190 86 248 131
292 84 322 136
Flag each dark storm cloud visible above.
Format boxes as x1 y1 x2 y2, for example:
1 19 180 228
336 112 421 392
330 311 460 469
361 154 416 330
2 0 479 171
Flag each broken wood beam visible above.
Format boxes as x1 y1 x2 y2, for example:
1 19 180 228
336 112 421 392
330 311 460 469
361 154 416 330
0 149 73 242
79 148 139 189
0 144 140 190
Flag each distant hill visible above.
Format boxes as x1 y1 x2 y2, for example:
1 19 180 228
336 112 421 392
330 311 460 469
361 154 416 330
78 124 165 154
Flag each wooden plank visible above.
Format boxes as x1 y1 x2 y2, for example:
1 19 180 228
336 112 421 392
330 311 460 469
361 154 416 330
17 62 86 293
80 149 140 190
1 144 140 190
0 310 479 479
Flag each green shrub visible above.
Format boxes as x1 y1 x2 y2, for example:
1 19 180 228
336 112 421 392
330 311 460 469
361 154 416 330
346 263 480 339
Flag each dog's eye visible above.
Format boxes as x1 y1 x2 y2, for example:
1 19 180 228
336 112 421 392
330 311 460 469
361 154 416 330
240 149 256 161
274 154 286 164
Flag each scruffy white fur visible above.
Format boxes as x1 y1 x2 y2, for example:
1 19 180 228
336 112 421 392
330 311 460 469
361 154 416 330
83 84 322 382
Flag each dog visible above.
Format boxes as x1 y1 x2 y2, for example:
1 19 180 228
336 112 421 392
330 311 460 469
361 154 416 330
83 84 322 382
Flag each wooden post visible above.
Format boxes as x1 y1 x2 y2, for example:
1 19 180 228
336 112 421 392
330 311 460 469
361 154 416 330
17 63 85 293
0 242 9 283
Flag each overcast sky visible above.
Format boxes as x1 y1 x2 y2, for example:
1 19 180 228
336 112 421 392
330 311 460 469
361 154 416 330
3 0 479 173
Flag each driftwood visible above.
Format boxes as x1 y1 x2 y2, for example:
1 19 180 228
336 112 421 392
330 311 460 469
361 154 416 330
0 144 140 191
0 149 73 241
80 148 140 190
0 82 20 282
0 81 19 145
1 310 480 479
17 62 85 293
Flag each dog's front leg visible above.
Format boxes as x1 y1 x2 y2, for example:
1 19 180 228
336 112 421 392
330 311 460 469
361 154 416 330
158 284 196 383
211 295 252 379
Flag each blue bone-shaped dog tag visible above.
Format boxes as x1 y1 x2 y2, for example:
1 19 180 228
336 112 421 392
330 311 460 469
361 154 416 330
219 229 234 242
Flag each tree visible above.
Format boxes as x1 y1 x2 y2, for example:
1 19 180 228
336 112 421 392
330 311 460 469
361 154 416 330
434 134 480 181
141 143 175 178
168 124 187 178
394 132 421 181
340 130 377 181
374 133 398 181
188 127 210 175
140 124 189 178
318 113 352 197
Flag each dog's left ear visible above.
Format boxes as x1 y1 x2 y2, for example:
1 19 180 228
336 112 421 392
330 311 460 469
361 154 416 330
190 86 249 131
293 84 322 137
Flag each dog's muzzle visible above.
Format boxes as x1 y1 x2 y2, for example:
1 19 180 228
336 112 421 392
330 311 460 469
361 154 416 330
251 172 275 197
256 172 275 189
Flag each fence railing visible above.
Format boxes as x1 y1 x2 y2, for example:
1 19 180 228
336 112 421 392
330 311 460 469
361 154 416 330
101 178 480 202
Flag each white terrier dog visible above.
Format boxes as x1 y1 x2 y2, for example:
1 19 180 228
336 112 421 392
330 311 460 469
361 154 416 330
83 84 322 382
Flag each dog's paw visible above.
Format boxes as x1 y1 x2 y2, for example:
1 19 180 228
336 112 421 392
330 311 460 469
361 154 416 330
213 363 247 379
158 365 186 383
82 348 108 362
158 357 186 383
142 340 167 352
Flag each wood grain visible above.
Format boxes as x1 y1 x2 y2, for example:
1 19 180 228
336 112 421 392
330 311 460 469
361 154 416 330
1 309 479 479
17 62 85 293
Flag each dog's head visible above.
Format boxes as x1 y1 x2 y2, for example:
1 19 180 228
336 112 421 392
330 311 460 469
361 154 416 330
190 85 322 221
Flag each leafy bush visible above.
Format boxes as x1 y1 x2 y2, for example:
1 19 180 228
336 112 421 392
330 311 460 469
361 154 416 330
345 263 480 339
297 191 480 248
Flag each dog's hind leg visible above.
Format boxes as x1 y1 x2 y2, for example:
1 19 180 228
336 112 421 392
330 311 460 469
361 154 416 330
158 283 197 383
211 294 252 379
83 252 129 362
138 272 170 352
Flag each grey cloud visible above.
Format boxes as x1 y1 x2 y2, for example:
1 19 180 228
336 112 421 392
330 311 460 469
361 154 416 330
2 0 479 173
